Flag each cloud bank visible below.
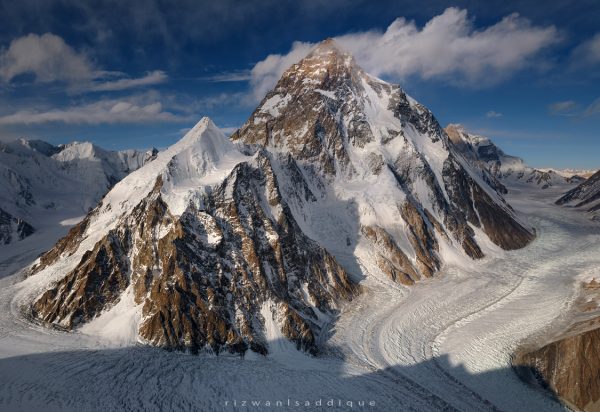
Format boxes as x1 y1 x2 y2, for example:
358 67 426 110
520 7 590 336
250 8 560 102
570 33 600 68
0 95 188 125
0 33 94 83
0 33 166 92
549 100 579 116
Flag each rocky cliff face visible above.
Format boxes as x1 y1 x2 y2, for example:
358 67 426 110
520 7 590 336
28 40 534 356
515 327 600 411
557 169 600 221
514 280 600 411
0 207 34 245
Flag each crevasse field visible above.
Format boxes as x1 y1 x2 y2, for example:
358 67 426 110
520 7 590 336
1 184 598 412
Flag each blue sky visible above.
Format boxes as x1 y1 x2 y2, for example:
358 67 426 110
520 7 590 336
0 0 598 169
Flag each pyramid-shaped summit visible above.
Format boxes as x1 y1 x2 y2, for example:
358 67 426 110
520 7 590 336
27 39 533 356
29 114 358 355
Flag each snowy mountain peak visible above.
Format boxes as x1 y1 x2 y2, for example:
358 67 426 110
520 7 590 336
176 116 213 145
97 117 246 219
234 44 534 272
16 138 61 156
54 141 103 161
0 136 157 245
557 169 600 221
27 39 536 357
169 116 233 162
304 38 355 66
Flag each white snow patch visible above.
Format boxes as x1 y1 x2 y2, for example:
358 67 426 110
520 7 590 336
79 286 142 346
259 94 291 117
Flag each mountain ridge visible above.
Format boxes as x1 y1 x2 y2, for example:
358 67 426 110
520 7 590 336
0 137 158 245
26 39 535 356
445 124 586 190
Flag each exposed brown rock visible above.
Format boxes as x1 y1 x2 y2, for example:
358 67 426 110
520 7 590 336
514 326 600 411
31 157 358 355
32 230 129 328
400 202 440 278
443 158 534 250
231 41 373 177
361 225 419 285
514 280 600 411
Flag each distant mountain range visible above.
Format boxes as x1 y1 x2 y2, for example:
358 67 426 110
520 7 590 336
445 124 591 191
0 138 157 244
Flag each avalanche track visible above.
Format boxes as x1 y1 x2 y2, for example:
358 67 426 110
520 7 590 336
0 186 598 411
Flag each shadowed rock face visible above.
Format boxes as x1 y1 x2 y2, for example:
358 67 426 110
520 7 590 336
515 327 600 411
31 155 358 355
443 158 534 250
445 124 576 192
557 169 600 221
0 207 34 245
514 280 600 411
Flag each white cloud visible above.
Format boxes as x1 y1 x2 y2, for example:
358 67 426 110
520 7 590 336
202 70 252 82
250 41 313 102
88 70 167 91
485 111 503 118
219 126 239 135
583 98 600 117
249 8 560 101
549 100 579 116
570 33 600 68
0 33 167 92
547 99 600 117
0 33 94 83
0 95 189 125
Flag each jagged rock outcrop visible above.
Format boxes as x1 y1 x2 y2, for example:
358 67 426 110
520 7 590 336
361 225 420 285
0 207 34 244
515 327 600 411
557 169 600 221
514 280 600 411
445 124 584 191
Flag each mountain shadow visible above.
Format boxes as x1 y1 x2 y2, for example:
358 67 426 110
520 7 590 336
0 343 563 412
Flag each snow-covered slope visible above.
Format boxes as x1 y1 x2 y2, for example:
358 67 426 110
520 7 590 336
445 124 585 190
28 117 358 355
0 137 157 244
556 169 600 221
26 39 534 356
